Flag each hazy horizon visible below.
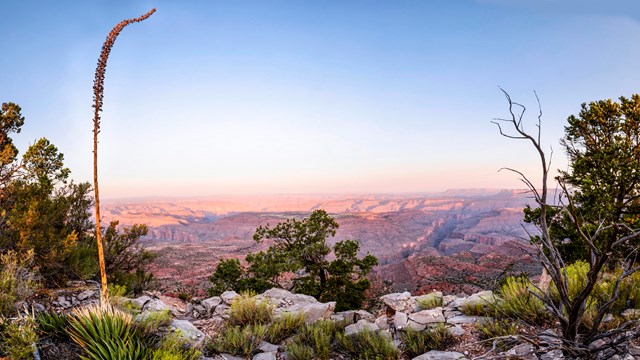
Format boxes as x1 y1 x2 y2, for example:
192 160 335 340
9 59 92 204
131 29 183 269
3 1 640 197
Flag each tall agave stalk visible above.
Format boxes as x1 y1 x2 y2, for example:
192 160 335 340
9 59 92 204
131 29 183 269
92 9 156 304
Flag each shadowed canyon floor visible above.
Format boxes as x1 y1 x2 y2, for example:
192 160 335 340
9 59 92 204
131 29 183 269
103 190 541 295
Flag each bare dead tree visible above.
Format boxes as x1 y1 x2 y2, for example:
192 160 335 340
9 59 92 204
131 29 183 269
493 88 640 357
92 8 156 304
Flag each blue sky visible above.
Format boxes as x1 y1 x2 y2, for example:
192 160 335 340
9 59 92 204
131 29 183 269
2 0 640 197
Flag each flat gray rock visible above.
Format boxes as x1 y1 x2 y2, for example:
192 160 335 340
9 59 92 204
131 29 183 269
258 341 279 353
220 291 239 305
344 319 379 335
446 315 488 324
412 350 467 360
170 319 206 349
253 352 276 360
76 289 96 301
380 292 413 313
201 296 222 312
408 308 445 325
303 301 336 323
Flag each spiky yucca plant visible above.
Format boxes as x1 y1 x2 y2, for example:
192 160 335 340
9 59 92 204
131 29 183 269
66 304 146 360
92 8 156 304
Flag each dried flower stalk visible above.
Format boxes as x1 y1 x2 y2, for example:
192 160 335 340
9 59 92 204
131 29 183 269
93 8 156 304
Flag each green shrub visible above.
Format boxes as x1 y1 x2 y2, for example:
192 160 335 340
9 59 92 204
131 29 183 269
285 342 315 360
287 320 339 360
477 318 519 339
177 292 191 302
1 316 38 360
67 243 99 280
477 318 519 350
149 331 201 360
36 311 70 339
266 312 305 344
460 302 485 316
0 250 39 317
400 325 454 358
228 293 273 327
212 324 266 357
549 260 589 302
136 310 172 336
416 292 443 310
1 314 39 360
494 275 548 325
335 330 400 360
66 304 147 360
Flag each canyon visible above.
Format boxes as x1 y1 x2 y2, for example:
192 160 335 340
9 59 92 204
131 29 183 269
102 189 540 296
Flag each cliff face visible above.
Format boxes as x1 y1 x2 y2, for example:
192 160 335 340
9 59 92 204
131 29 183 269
104 190 540 293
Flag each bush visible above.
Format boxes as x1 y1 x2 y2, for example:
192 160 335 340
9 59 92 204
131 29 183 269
400 325 454 358
494 275 548 325
212 324 266 357
228 293 274 327
67 243 99 280
149 331 201 360
477 318 519 351
1 314 38 360
266 312 305 344
136 310 171 336
460 302 485 316
285 342 315 360
416 292 443 310
0 250 39 317
287 320 339 360
335 330 400 360
66 304 147 360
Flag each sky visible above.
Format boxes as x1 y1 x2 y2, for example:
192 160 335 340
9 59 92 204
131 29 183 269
2 0 640 198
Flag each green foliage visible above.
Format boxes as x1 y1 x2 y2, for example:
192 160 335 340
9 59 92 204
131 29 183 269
1 314 38 360
149 331 201 360
285 342 315 360
68 243 99 280
227 293 274 327
460 302 485 316
265 312 306 344
478 318 519 339
284 320 347 360
477 318 519 350
416 292 443 310
104 221 156 296
399 326 453 358
0 250 39 317
210 210 378 311
37 311 70 339
335 331 400 360
136 311 171 336
66 304 147 360
212 324 266 357
494 276 548 325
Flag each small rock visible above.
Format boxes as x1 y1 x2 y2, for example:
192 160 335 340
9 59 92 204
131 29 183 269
412 350 467 360
253 353 276 360
302 302 335 323
408 308 445 325
375 315 389 330
445 324 465 337
588 339 607 352
32 303 46 312
446 315 487 324
170 319 206 349
201 296 222 312
539 349 564 360
380 292 414 313
220 291 240 305
332 310 376 325
66 280 86 287
344 319 379 335
258 341 279 353
394 312 408 329
77 289 96 301
142 299 170 313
